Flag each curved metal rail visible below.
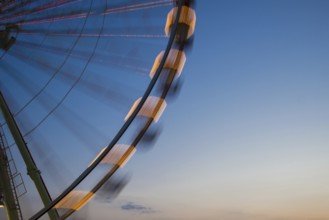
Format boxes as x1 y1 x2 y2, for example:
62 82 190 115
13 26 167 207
29 1 186 219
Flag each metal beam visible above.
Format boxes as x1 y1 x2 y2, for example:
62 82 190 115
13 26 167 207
0 91 59 220
0 145 20 220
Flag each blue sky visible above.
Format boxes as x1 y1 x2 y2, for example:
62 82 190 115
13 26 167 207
1 0 329 219
106 1 329 220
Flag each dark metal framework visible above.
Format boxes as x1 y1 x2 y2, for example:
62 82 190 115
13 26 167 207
0 0 195 219
30 1 185 219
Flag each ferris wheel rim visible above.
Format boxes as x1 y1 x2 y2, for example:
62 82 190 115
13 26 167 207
27 1 186 219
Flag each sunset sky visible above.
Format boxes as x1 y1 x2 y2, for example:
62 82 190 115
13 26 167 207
1 0 329 220
100 1 329 219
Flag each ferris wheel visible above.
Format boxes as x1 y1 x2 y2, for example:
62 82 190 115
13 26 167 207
0 0 196 219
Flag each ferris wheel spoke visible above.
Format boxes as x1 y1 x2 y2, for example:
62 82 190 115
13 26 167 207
0 0 82 23
18 31 166 38
22 28 106 138
26 129 76 193
17 40 147 75
0 0 197 219
14 46 146 96
0 60 39 97
4 12 88 26
14 40 151 75
1 60 109 147
18 25 165 36
2 0 99 125
0 0 17 10
0 0 32 14
8 46 140 117
2 0 171 27
103 0 172 15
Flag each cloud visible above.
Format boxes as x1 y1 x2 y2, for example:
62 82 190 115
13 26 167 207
211 210 327 220
121 202 155 214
